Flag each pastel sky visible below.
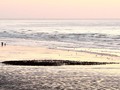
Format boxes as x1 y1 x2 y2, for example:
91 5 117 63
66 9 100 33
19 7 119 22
0 0 120 19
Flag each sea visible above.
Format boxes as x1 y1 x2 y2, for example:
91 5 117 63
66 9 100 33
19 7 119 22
1 19 120 90
0 19 120 50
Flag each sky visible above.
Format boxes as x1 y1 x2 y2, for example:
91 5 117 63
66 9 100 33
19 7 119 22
0 0 120 19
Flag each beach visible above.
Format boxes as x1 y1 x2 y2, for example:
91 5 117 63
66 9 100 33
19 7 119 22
1 20 120 89
0 45 120 62
1 0 120 88
1 45 120 89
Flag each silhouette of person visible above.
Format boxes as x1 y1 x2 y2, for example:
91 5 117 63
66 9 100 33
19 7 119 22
1 42 4 47
4 43 6 46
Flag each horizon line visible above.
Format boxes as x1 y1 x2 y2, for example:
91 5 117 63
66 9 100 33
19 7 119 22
0 18 120 20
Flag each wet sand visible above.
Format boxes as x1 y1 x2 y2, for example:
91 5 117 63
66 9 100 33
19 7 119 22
1 64 120 90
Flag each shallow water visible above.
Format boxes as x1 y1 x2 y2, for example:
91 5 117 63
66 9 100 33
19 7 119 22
1 63 120 90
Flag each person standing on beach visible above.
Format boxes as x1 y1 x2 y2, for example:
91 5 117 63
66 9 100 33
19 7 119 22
4 43 6 46
1 42 4 47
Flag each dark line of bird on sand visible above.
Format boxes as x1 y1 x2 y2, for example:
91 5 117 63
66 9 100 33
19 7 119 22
2 60 118 66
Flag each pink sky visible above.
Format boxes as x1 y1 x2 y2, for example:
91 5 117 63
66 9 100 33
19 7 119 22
0 0 120 19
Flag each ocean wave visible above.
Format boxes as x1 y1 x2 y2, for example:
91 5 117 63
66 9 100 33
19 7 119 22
0 31 117 41
0 20 120 50
0 31 120 49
